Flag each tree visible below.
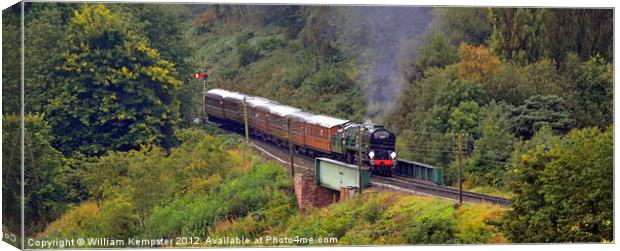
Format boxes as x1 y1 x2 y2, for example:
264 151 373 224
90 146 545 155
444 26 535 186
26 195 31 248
23 4 73 113
430 79 485 133
431 8 492 45
457 43 501 82
448 101 480 134
261 5 307 39
478 58 566 106
509 95 573 140
2 4 20 114
46 4 182 156
301 6 345 62
2 114 68 235
488 8 545 65
98 192 139 240
489 8 613 64
464 102 516 187
562 53 613 129
540 9 612 62
408 32 459 81
389 67 458 166
503 127 612 242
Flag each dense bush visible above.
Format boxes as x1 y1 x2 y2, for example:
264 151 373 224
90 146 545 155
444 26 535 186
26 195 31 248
283 192 505 245
145 162 294 239
503 127 613 242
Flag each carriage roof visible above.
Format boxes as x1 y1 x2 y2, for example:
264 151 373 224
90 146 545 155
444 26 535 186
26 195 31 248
267 104 300 117
306 115 349 128
288 111 315 120
206 89 245 100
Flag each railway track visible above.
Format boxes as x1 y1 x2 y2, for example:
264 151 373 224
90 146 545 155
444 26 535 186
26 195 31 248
372 175 511 206
251 136 512 207
206 123 512 206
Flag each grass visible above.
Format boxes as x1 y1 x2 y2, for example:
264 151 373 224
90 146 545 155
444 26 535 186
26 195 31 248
468 186 514 199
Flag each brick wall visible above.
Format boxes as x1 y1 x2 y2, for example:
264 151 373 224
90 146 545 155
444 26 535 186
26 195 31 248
315 186 339 208
294 174 341 211
294 174 316 212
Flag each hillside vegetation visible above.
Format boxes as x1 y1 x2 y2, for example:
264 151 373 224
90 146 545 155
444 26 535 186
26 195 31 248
36 125 505 246
2 3 613 244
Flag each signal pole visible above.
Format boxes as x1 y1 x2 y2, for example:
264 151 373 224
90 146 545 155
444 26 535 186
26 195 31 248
358 126 363 194
202 78 206 116
288 119 295 177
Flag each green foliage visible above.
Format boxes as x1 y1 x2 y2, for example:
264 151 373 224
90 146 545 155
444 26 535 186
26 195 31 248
300 6 345 62
408 32 459 80
145 162 294 238
503 127 613 242
430 79 485 133
39 195 140 245
236 32 263 66
98 193 140 240
455 203 505 243
541 9 613 62
489 8 612 64
284 193 504 245
23 4 69 113
2 114 68 235
46 4 182 156
195 15 365 121
39 128 241 241
38 127 508 246
465 102 516 187
122 4 195 125
488 8 545 65
388 67 457 165
562 53 613 129
509 95 573 140
13 5 615 245
83 129 233 227
483 59 565 105
431 8 492 45
404 217 457 244
1 7 21 236
261 6 306 39
448 101 480 134
39 202 101 239
2 5 20 114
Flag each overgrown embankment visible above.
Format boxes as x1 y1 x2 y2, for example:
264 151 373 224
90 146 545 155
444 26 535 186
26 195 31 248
33 125 504 247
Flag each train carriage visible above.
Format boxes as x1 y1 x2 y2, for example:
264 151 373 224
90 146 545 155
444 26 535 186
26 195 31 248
287 111 315 148
252 103 274 136
304 115 349 154
266 104 300 144
221 92 245 124
245 96 272 131
204 89 228 121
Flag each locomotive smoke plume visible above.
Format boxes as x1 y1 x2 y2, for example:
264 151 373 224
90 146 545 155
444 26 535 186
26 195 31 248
340 6 433 121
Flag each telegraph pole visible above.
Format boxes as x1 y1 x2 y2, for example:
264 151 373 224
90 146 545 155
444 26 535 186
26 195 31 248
243 97 250 146
288 119 295 177
455 133 466 205
358 126 363 194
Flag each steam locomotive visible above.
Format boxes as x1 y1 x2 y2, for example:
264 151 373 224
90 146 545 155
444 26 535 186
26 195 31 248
203 89 397 176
